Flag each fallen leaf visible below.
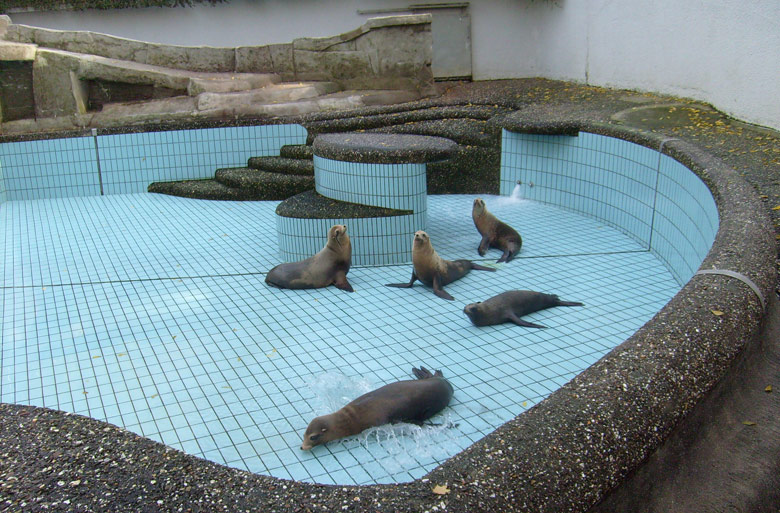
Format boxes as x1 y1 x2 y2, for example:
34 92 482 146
711 310 724 316
773 205 780 210
432 484 450 495
765 385 773 393
742 421 756 426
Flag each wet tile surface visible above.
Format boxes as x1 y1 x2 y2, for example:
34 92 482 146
0 193 679 484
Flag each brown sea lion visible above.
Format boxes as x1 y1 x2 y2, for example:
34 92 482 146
300 366 454 450
385 230 496 300
463 290 584 328
265 224 353 292
472 198 523 263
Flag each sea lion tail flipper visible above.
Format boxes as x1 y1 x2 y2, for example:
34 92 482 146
470 263 497 272
432 275 455 300
557 300 584 307
412 366 433 379
501 247 519 263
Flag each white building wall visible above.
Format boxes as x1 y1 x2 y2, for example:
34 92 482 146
7 0 780 130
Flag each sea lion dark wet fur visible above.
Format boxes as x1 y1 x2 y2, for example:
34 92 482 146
472 198 522 263
385 230 496 300
265 224 353 292
464 290 584 328
300 366 454 450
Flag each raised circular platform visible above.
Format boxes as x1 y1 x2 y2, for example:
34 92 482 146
275 133 458 265
311 133 458 164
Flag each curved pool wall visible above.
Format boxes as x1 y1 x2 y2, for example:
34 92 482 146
0 115 775 509
500 130 719 285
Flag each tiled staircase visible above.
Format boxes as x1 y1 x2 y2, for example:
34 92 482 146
148 104 508 202
147 144 316 200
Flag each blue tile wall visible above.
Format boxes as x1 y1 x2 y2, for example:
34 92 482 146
500 130 719 284
99 125 308 195
0 160 6 204
293 156 429 265
652 155 719 283
313 156 428 213
0 137 100 201
276 212 426 266
0 125 308 202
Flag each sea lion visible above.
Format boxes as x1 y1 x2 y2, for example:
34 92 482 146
463 290 584 328
472 198 523 263
385 230 496 300
265 224 353 292
300 366 454 450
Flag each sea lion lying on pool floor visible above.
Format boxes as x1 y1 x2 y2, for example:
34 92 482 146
300 366 454 450
463 290 584 328
472 198 523 263
385 230 496 300
265 224 353 292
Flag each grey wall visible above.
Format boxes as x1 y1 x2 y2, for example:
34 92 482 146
7 0 780 130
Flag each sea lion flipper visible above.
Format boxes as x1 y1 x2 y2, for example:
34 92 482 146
508 313 547 329
432 275 455 301
385 271 418 289
477 235 491 256
412 366 435 379
333 273 354 292
470 263 497 272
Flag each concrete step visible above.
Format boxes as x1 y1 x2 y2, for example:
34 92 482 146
245 156 314 175
148 169 314 201
231 89 422 118
212 168 314 199
55 47 280 94
90 87 422 127
187 74 280 95
196 81 341 111
279 144 314 160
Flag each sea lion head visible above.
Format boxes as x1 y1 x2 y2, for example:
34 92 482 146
301 414 337 450
473 198 486 216
328 224 349 247
413 230 431 249
463 302 486 326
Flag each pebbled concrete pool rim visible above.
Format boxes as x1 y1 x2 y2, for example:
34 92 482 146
0 105 775 513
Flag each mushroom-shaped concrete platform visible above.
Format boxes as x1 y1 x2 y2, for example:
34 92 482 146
274 133 458 265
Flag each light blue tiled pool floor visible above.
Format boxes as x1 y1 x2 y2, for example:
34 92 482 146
0 193 680 485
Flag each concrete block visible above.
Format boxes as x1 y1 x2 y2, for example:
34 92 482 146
235 45 274 73
0 41 36 61
293 50 374 83
32 49 82 118
0 15 11 38
268 44 294 77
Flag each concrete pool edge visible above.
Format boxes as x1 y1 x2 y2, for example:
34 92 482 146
0 100 776 512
